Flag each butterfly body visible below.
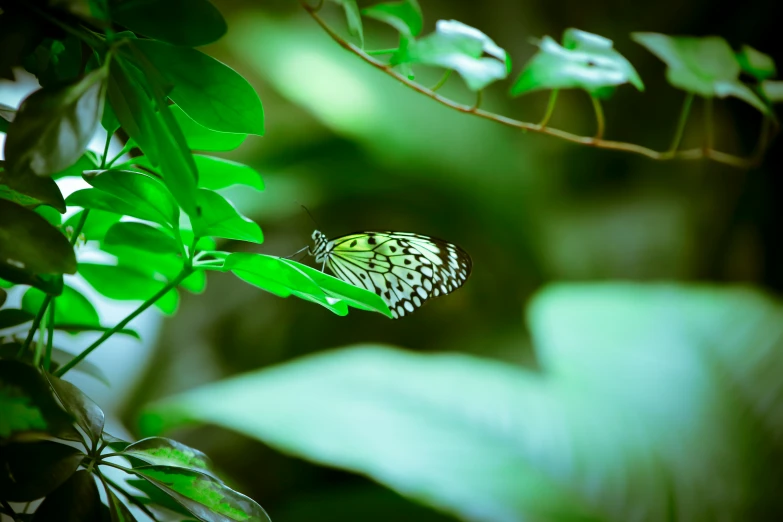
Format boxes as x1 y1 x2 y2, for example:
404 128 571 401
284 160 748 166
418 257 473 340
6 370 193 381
309 230 472 318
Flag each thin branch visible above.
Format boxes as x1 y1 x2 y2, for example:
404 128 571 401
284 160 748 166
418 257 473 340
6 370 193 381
538 89 559 127
44 300 55 371
299 0 763 169
669 92 694 152
365 48 397 56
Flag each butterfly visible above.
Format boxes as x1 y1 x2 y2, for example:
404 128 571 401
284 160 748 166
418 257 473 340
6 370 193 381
308 230 472 318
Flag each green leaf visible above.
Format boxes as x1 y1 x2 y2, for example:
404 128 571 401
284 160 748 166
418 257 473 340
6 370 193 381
141 284 783 521
110 0 227 47
32 469 102 521
0 360 79 441
282 259 393 318
0 200 76 290
736 45 776 81
0 308 33 329
632 33 768 113
0 167 66 212
394 20 509 91
121 437 218 479
328 0 364 46
124 155 264 192
0 441 84 502
52 324 139 340
362 0 423 37
125 477 193 517
170 105 247 152
128 39 264 136
23 37 83 88
0 6 45 81
22 284 100 328
224 253 347 315
46 374 104 445
107 57 199 216
104 222 181 256
81 169 179 228
3 66 107 177
192 189 263 243
104 485 139 522
134 466 271 522
35 204 62 226
64 209 121 242
79 263 179 315
762 80 783 103
511 29 642 98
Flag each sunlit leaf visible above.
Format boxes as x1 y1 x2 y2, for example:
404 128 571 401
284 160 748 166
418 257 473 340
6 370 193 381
394 20 509 91
110 0 227 47
104 222 181 256
192 189 263 243
362 0 423 37
63 209 121 242
79 263 179 315
0 441 84 502
3 66 107 177
22 284 100 328
130 39 264 136
169 105 247 152
121 437 219 479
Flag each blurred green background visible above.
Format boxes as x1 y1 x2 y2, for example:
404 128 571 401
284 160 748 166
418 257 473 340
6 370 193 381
113 0 782 520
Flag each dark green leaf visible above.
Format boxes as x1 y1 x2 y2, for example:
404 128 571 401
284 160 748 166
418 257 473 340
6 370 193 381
0 168 65 211
225 253 347 315
22 284 100 328
104 484 139 522
394 20 509 91
79 263 179 315
0 308 34 329
327 0 364 46
130 39 264 136
283 259 393 318
0 441 84 502
0 103 13 131
737 45 776 81
0 201 76 287
3 66 107 177
53 324 139 339
134 466 271 522
0 6 45 81
107 57 199 216
110 0 227 47
103 431 131 451
362 0 423 37
0 288 5 308
632 33 768 113
32 469 102 521
762 80 783 102
81 169 179 228
50 0 110 24
46 374 104 444
64 209 121 242
511 28 643 97
0 360 79 441
121 437 218 479
104 222 181 255
170 105 246 152
23 37 83 88
192 189 264 243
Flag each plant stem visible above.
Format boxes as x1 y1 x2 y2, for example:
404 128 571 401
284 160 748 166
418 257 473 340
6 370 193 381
471 90 483 112
44 300 55 371
365 48 397 56
703 96 714 151
54 268 192 377
100 132 112 169
430 70 452 92
538 89 559 127
106 140 134 168
669 92 694 152
591 95 605 139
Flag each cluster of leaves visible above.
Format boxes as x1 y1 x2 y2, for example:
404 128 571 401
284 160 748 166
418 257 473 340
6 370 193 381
313 0 782 161
1 0 392 520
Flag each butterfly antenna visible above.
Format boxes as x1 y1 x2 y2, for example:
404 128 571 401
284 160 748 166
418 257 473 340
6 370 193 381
299 203 320 229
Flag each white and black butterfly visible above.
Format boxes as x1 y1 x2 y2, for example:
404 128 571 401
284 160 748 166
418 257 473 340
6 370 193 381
308 230 472 318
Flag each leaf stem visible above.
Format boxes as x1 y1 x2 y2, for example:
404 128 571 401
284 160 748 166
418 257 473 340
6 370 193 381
430 70 452 92
105 140 134 168
100 132 112 169
365 48 398 56
669 92 694 152
703 96 714 151
591 95 605 140
298 0 764 169
54 267 193 377
538 89 559 128
471 90 483 112
44 300 55 371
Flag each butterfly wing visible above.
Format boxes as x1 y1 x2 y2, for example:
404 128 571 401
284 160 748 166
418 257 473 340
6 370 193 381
326 232 472 318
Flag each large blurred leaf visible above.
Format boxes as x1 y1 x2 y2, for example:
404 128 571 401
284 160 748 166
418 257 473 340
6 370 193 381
362 0 423 37
23 36 83 88
327 0 363 46
0 200 76 293
3 66 106 177
141 284 783 522
632 33 768 113
511 28 643 98
130 39 264 135
32 469 102 521
110 0 227 47
736 45 776 81
0 441 84 502
133 466 271 522
394 20 509 91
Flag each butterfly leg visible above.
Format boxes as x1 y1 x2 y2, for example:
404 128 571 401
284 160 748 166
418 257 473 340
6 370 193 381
283 246 309 260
